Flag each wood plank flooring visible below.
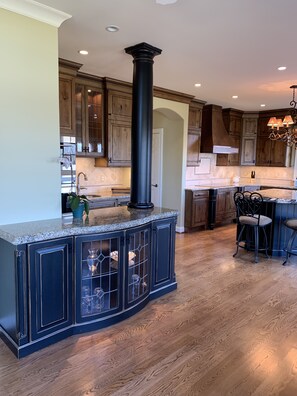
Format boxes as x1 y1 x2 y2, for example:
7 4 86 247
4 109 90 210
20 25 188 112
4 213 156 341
1 224 297 395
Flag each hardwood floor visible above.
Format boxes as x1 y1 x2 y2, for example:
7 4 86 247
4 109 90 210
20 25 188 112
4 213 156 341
1 224 297 395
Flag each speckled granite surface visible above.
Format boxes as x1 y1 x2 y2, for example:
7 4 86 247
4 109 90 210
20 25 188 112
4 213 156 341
0 206 178 245
254 189 297 203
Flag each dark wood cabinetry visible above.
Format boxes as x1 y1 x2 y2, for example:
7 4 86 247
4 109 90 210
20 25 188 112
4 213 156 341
185 189 209 231
187 100 205 166
216 108 243 166
256 109 289 167
241 112 258 166
59 59 82 138
95 79 132 167
209 187 238 229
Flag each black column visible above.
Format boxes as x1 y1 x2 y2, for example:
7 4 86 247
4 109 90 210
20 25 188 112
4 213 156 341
125 42 162 209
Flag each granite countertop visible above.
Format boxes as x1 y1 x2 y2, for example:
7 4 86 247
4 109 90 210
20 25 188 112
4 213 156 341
254 188 297 203
0 206 178 246
86 193 130 202
186 184 297 192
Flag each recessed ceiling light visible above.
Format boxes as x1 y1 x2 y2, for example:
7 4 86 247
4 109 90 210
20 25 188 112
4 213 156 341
78 50 88 55
156 0 178 4
278 66 287 71
232 95 238 99
194 83 201 87
260 104 266 107
105 25 120 32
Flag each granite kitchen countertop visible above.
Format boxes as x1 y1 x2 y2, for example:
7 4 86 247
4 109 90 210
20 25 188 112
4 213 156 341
0 206 178 245
254 188 297 203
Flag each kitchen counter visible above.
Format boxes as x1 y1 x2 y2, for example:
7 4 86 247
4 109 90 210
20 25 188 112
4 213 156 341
255 188 297 203
0 206 178 245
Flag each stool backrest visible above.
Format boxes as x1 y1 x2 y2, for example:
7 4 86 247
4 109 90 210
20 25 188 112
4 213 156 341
234 191 263 224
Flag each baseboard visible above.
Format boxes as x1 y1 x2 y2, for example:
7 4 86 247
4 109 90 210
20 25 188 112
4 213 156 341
176 226 184 233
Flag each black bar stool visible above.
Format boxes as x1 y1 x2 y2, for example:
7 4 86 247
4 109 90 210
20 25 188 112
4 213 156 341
233 191 272 263
283 219 297 265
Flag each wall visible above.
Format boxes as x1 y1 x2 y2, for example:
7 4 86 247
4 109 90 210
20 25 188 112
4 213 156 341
0 9 61 225
76 158 130 195
153 98 189 232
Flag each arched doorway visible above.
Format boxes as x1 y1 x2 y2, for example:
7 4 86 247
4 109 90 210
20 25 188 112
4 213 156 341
153 98 189 232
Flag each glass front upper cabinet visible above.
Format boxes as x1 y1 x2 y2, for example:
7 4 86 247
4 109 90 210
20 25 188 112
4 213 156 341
75 83 104 157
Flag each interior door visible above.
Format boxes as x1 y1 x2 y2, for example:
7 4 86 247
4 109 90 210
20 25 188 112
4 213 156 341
152 129 163 207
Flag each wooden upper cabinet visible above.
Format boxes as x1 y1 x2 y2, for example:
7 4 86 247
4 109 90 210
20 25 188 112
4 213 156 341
187 100 205 167
256 109 291 167
241 112 258 166
59 59 82 138
95 78 132 167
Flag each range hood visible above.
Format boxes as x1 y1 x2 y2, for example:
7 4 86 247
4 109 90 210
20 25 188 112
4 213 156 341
201 104 239 154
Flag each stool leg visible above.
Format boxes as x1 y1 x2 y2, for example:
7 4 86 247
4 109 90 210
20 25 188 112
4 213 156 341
283 230 297 265
262 227 269 258
254 226 259 263
233 224 245 258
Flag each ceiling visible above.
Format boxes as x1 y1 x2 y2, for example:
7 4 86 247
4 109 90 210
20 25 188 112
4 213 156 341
37 0 297 111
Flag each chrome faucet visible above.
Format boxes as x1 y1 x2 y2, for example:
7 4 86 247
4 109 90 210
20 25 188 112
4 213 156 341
77 172 88 195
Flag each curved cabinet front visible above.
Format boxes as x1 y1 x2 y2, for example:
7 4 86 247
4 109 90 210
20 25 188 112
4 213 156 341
0 215 177 358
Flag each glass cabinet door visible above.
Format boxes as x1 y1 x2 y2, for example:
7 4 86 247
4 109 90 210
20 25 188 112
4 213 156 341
76 232 123 321
75 84 104 157
126 226 150 306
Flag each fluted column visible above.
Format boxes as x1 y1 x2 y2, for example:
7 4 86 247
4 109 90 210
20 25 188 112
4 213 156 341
125 42 162 209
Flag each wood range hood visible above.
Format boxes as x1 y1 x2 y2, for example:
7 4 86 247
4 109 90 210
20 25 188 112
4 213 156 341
201 104 239 154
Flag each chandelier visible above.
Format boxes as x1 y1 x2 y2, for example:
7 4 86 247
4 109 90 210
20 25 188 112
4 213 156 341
267 85 297 147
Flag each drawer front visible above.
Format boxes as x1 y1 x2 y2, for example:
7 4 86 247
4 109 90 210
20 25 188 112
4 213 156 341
193 190 209 199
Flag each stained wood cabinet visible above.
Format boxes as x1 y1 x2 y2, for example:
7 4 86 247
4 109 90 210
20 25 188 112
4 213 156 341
256 109 289 167
187 100 205 166
208 187 238 229
241 112 258 165
185 189 209 231
95 79 132 167
59 59 82 137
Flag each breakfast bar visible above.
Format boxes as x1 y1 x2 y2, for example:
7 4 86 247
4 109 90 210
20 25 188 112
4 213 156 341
0 206 178 358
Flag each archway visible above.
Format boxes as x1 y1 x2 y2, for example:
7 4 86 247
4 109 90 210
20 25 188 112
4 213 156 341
153 98 189 232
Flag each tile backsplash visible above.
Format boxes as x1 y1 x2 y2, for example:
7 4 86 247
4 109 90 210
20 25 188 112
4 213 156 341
186 153 295 187
76 158 131 195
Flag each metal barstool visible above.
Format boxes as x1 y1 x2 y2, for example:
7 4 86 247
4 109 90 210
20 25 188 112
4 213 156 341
283 219 297 265
233 191 272 263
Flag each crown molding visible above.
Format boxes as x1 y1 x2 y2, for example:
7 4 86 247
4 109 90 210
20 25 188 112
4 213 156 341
0 0 71 27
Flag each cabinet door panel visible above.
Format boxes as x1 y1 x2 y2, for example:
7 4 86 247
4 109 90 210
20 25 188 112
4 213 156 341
75 232 123 322
187 132 201 166
29 238 73 340
108 121 131 166
151 219 176 290
241 136 256 165
59 76 75 136
192 197 208 227
110 92 132 119
126 225 150 307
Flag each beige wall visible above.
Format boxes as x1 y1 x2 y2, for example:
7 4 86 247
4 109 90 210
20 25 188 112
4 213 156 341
0 9 60 225
153 98 189 231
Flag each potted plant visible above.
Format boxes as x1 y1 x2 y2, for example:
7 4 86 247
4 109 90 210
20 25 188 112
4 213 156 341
67 192 90 219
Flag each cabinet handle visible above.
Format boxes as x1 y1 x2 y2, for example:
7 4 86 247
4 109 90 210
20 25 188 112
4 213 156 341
15 250 27 340
152 184 158 187
108 157 111 163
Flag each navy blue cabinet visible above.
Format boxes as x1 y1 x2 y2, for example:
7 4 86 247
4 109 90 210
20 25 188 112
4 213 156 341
125 224 151 308
151 218 177 296
28 237 73 340
0 215 177 358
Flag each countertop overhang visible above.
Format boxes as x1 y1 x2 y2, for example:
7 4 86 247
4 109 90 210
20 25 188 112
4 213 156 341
0 206 178 245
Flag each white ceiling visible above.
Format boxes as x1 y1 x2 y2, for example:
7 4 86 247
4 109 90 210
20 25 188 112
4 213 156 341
37 0 297 111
